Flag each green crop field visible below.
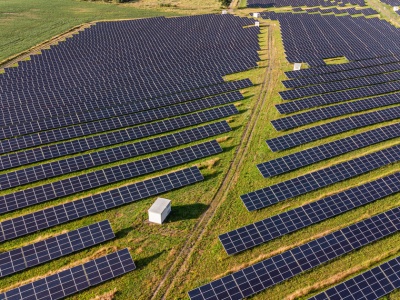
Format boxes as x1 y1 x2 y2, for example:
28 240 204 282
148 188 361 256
0 0 400 299
0 0 181 64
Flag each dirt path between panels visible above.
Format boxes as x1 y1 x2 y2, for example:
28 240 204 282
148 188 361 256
150 23 276 300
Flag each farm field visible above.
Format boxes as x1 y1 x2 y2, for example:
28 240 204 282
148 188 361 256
0 0 400 299
0 0 182 64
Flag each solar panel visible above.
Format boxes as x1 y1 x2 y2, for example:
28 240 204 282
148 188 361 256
282 61 400 88
279 71 400 100
259 122 400 178
265 13 398 68
0 79 251 128
221 172 400 255
272 92 400 131
0 220 114 278
0 105 238 171
0 15 259 130
276 80 400 114
381 0 400 5
0 166 203 242
298 7 377 17
0 121 230 190
267 106 400 152
0 73 222 117
242 144 400 211
189 207 400 299
0 140 219 214
0 91 242 152
0 248 136 300
248 0 365 8
309 256 400 300
285 55 400 79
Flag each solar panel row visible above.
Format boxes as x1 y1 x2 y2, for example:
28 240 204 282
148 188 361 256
0 51 255 97
0 90 242 151
275 14 399 67
221 172 400 255
0 63 246 111
0 15 258 115
272 92 400 131
259 122 400 178
0 140 220 214
282 61 400 88
0 105 238 171
0 220 114 278
285 55 400 79
189 207 400 299
0 121 230 190
300 7 378 15
0 248 136 300
285 55 399 78
309 256 400 300
247 0 364 8
276 80 400 114
0 166 203 242
0 79 251 129
1 74 223 111
280 70 400 100
242 144 400 211
380 0 400 6
267 106 400 152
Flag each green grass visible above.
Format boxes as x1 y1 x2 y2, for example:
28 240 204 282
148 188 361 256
1 1 400 299
0 94 255 299
0 0 180 63
166 17 400 299
323 56 349 65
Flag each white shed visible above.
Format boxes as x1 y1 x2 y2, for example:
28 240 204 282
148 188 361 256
293 63 302 71
148 198 171 224
253 12 260 18
255 21 260 27
394 6 399 11
222 10 228 14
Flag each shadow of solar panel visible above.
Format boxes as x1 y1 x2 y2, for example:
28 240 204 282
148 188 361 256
272 92 400 131
0 91 243 153
242 145 400 211
259 122 400 177
0 121 231 190
0 141 220 214
221 172 400 255
0 105 238 171
309 256 400 300
0 220 114 278
0 248 135 300
189 208 400 299
0 167 203 242
267 106 400 152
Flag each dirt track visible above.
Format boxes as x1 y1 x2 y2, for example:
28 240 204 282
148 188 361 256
150 20 276 300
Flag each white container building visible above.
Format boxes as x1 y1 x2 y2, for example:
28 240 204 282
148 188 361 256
148 198 171 224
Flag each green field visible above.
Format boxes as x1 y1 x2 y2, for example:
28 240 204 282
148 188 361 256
0 0 400 299
0 0 181 63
